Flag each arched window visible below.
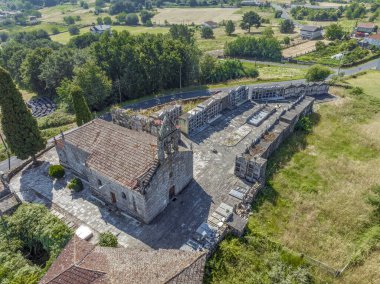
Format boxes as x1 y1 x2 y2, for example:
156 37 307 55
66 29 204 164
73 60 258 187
122 192 126 199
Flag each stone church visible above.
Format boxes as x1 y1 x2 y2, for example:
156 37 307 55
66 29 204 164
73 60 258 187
54 116 193 224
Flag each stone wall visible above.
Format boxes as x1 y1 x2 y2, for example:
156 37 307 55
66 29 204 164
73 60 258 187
235 96 315 183
112 109 162 136
86 148 193 224
112 104 182 136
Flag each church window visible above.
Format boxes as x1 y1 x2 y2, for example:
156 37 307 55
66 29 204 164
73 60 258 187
122 192 126 199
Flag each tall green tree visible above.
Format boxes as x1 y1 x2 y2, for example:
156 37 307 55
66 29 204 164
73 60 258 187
21 47 52 95
71 86 92 126
225 20 235 36
169 24 195 43
0 68 46 162
325 24 346 40
240 11 261 33
58 61 112 110
279 19 295 34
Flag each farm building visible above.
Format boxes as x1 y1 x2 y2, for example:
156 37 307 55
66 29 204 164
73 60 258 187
300 25 323 40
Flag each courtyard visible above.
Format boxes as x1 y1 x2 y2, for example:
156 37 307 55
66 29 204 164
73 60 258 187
10 99 293 250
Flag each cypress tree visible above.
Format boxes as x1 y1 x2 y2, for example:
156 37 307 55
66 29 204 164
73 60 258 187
71 86 92 126
0 67 46 162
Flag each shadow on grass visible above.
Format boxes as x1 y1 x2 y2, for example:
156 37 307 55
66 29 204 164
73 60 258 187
251 112 321 212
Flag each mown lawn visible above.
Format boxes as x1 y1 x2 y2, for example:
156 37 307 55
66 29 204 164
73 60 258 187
206 73 380 284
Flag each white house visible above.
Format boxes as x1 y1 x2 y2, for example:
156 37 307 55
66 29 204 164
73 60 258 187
363 34 380 48
300 25 323 40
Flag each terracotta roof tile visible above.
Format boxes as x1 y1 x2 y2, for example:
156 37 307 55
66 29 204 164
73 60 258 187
42 237 206 284
357 22 375 28
61 119 159 189
369 34 380 40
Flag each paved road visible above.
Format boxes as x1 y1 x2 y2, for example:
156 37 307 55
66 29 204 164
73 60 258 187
271 3 301 28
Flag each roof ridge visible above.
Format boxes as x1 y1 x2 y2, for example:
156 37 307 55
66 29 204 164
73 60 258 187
94 119 157 144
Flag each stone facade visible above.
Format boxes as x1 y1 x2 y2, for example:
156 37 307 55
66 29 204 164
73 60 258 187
111 104 182 137
178 86 249 135
55 117 193 224
251 82 329 101
235 95 314 182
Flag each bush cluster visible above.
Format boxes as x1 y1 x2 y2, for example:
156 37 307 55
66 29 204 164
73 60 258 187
98 232 118 247
68 177 84 192
48 164 65 179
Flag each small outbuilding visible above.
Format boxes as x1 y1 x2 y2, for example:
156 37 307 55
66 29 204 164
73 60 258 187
202 21 218 29
300 25 323 40
90 24 111 34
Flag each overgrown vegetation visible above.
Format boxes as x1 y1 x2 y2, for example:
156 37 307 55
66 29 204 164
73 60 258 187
207 73 380 283
205 233 314 284
98 232 118 247
0 204 72 283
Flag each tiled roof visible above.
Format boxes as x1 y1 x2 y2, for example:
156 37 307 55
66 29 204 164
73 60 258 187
301 25 321 32
369 34 380 40
48 266 106 284
357 23 375 28
41 236 206 284
61 119 158 189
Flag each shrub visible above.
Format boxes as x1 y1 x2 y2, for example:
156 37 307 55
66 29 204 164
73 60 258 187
49 165 65 179
51 27 60 35
295 116 312 133
68 177 83 192
99 232 118 247
201 26 214 39
305 65 332 82
68 25 80 35
38 111 76 130
350 87 364 96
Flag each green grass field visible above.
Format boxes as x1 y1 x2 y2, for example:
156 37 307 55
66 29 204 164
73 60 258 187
206 72 380 283
50 25 169 44
346 71 380 99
